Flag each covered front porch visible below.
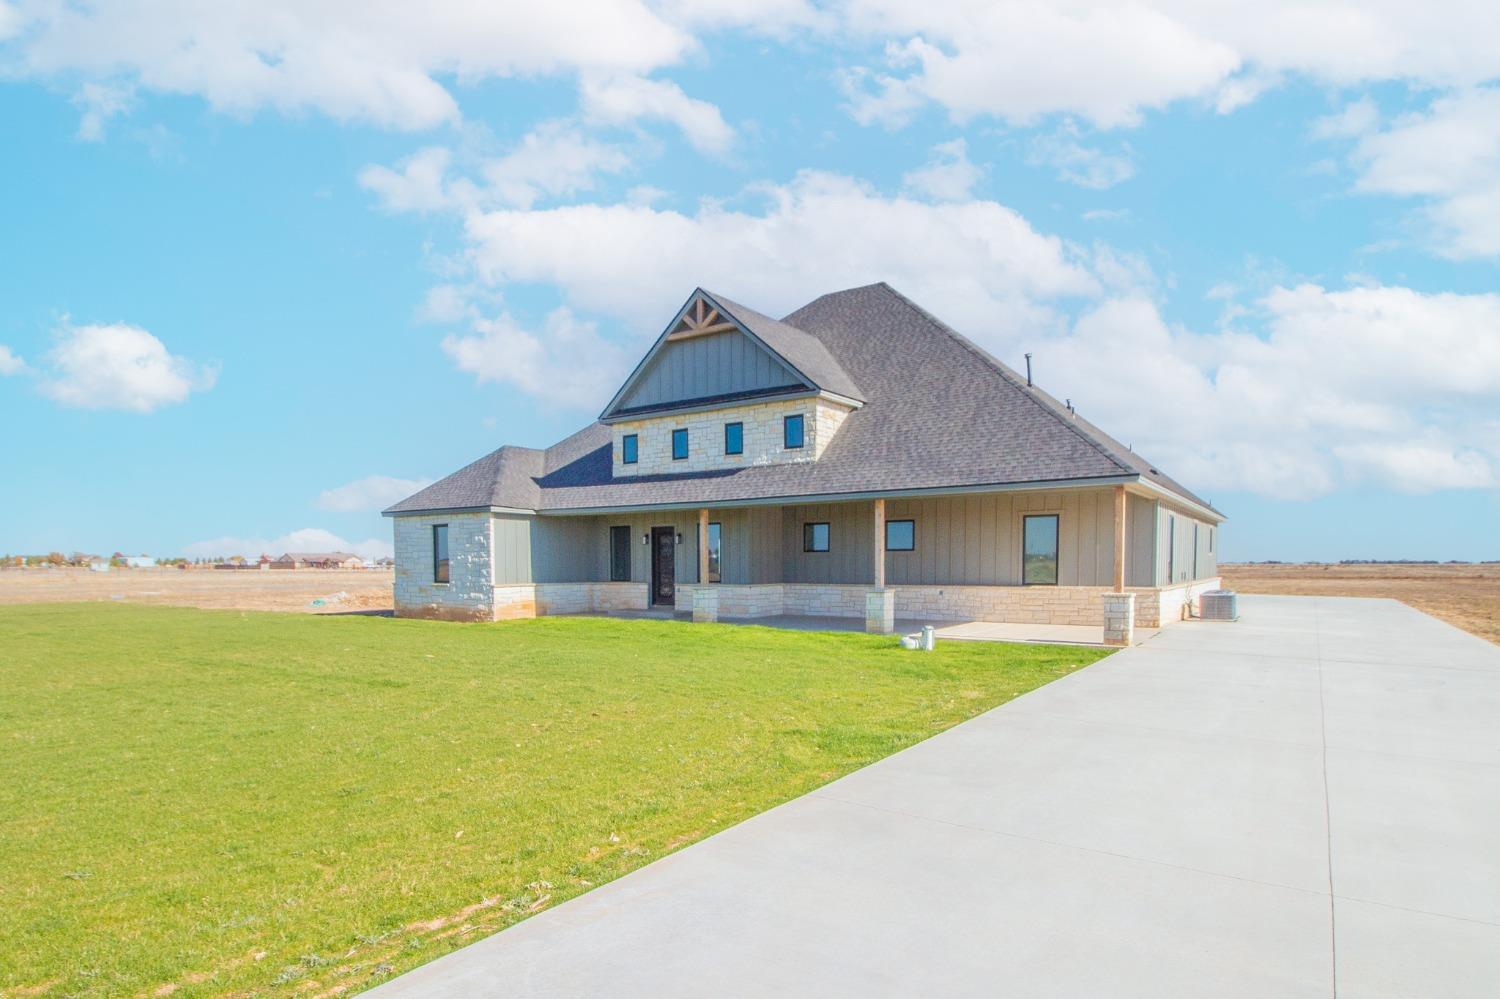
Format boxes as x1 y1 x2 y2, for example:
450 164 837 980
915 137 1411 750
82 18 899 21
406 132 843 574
515 483 1219 644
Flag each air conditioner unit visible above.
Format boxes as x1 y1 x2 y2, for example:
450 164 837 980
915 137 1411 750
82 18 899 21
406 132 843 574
1199 590 1238 622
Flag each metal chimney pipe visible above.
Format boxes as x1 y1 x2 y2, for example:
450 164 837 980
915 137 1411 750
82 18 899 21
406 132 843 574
1024 353 1033 386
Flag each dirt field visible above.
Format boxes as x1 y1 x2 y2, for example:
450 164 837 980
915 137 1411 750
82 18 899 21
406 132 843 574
1220 562 1500 646
0 567 394 614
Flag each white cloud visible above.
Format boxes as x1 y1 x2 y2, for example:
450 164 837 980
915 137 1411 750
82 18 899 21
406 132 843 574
1027 122 1135 189
579 74 734 156
71 81 132 141
358 147 454 214
38 322 217 412
461 169 1098 336
1014 284 1500 499
658 0 829 34
838 1 1500 128
0 344 25 375
841 3 1240 128
442 307 632 406
360 123 633 215
316 475 433 513
1311 97 1380 141
5 0 694 132
1339 88 1500 258
415 283 478 324
901 138 982 201
0 2 21 40
479 120 633 208
183 527 391 561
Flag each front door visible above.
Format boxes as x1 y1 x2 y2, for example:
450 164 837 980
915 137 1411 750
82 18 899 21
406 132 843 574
651 527 676 606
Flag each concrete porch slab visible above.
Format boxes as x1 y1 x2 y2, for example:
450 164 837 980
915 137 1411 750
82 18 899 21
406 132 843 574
932 620 1159 647
592 610 1154 647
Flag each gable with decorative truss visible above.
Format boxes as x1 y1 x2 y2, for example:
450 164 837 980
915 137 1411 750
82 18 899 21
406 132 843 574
605 290 812 417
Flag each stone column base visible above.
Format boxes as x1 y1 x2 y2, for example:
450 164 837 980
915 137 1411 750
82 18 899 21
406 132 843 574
693 586 720 624
1102 592 1136 646
865 589 895 634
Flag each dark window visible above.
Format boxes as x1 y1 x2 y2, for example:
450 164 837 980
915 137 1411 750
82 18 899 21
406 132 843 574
784 414 805 450
610 525 631 582
724 422 743 455
432 524 450 584
1167 516 1176 582
672 428 689 460
1209 527 1215 554
1193 523 1200 580
707 522 721 583
621 434 638 464
1022 514 1058 585
803 521 830 552
886 519 915 551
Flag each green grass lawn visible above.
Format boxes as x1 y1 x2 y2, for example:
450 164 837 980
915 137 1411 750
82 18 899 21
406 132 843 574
1 604 1110 997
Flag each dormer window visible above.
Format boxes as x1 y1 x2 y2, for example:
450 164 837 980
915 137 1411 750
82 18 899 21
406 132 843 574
672 428 689 460
621 434 638 464
784 414 805 450
724 422 743 455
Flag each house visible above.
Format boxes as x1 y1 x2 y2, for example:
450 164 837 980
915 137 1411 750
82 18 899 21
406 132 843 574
270 552 364 570
385 283 1224 639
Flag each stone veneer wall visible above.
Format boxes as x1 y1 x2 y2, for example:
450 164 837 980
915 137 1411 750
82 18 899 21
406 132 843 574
678 580 1222 629
1134 577 1222 628
495 582 649 620
394 512 494 621
612 396 852 477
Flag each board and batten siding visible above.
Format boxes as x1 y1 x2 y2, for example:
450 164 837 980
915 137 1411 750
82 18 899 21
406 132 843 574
1156 504 1219 585
616 330 802 410
490 514 533 584
529 516 600 583
880 490 1118 587
1127 493 1156 588
777 489 1134 587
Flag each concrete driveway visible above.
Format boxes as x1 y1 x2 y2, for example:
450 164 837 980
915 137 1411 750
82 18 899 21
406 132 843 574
370 596 1500 998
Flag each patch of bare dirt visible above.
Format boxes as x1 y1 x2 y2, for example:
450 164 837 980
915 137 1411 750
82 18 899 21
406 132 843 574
1220 562 1500 646
0 567 393 615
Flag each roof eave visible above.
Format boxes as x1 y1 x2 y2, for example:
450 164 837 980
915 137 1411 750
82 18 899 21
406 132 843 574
534 474 1147 516
600 387 864 425
382 504 536 518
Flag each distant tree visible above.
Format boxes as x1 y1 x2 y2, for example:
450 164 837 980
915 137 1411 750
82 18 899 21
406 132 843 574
47 551 65 566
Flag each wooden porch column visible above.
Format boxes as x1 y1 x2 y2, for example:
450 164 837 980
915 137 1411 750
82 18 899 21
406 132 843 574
872 498 886 589
698 508 710 584
1112 485 1127 593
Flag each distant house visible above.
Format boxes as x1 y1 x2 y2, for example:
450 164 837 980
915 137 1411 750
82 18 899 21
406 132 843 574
124 555 154 568
385 284 1225 636
271 552 364 570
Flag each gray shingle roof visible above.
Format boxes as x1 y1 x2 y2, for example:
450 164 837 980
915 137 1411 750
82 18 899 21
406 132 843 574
384 445 543 513
386 283 1222 518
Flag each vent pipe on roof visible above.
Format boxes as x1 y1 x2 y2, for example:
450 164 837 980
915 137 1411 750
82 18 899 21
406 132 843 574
1066 398 1074 418
1024 353 1033 387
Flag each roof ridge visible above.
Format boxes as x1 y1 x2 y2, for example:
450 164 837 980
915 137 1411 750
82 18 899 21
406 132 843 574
873 284 1134 477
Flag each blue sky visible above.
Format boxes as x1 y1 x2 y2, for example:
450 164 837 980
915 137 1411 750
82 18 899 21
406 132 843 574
2 2 1498 562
